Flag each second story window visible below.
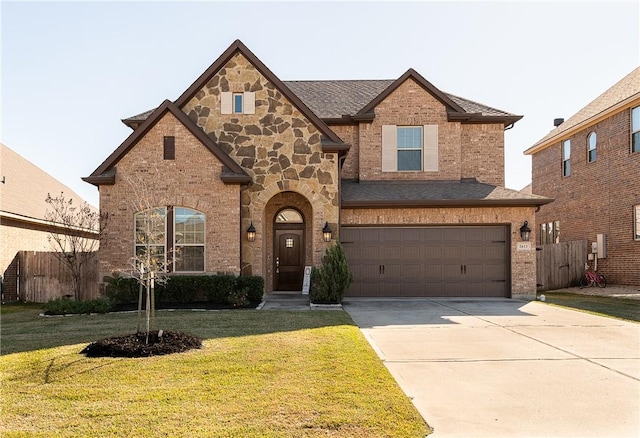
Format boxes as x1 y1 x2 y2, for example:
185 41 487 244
587 132 597 163
562 139 571 177
381 124 438 172
397 126 422 171
632 106 640 153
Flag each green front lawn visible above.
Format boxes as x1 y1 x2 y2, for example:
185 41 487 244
0 305 431 437
539 292 640 322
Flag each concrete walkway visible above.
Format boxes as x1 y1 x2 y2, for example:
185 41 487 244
343 298 640 438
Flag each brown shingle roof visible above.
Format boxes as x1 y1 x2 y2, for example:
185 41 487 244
123 80 519 125
341 179 552 208
0 143 97 220
526 67 640 154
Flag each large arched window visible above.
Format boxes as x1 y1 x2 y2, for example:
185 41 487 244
134 207 205 273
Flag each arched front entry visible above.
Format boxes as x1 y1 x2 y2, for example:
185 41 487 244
274 208 305 290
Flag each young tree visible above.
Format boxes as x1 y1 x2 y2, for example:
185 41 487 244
121 169 174 343
45 192 104 301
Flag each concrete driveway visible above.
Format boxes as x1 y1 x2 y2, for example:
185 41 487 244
343 298 640 438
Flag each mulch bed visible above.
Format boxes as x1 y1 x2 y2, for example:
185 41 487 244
81 331 202 358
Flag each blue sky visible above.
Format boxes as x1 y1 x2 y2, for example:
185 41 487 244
2 1 638 208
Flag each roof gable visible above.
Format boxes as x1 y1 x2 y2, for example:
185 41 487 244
173 39 344 145
526 67 640 154
83 100 250 186
357 68 466 116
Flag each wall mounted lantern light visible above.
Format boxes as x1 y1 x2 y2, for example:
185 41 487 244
519 221 531 242
322 222 332 242
247 222 256 242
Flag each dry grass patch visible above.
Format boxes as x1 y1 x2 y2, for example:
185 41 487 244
1 305 431 437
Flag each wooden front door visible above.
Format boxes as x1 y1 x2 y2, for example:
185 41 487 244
274 229 304 291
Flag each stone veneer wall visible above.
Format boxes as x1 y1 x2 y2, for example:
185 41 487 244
99 112 241 279
341 206 538 299
181 53 340 281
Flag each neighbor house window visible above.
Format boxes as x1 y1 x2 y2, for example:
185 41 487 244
635 205 640 240
381 125 438 172
540 221 560 244
135 207 205 273
562 139 571 176
632 106 640 153
587 132 597 163
221 92 255 115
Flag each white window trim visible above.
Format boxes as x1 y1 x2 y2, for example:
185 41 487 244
587 131 597 163
173 207 206 273
634 205 640 241
562 139 571 177
632 106 640 153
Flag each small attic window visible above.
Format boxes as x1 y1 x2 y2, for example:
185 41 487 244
164 136 175 160
233 93 243 114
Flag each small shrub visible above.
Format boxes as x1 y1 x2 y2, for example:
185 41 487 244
162 276 198 303
236 275 264 302
207 275 237 303
105 275 139 304
228 287 249 307
43 297 113 315
310 242 353 304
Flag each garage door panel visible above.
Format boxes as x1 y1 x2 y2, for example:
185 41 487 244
343 226 509 298
402 246 421 259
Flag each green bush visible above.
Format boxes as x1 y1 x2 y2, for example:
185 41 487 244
105 276 139 304
43 297 113 315
105 273 265 306
161 276 198 303
206 275 237 303
236 275 264 302
310 242 353 304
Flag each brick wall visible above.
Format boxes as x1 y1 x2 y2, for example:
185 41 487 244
532 106 640 285
461 124 504 186
329 124 359 179
356 78 505 184
341 206 538 299
99 111 241 280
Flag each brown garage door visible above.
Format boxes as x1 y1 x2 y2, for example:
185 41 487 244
341 226 510 297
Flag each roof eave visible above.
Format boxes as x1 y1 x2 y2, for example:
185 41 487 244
220 172 252 184
447 112 523 125
525 92 640 155
321 138 351 153
342 198 554 209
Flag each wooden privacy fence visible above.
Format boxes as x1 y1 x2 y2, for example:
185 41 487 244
17 251 99 302
536 240 588 291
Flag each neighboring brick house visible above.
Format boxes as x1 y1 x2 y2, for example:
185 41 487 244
525 67 640 286
0 143 98 301
84 40 551 299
